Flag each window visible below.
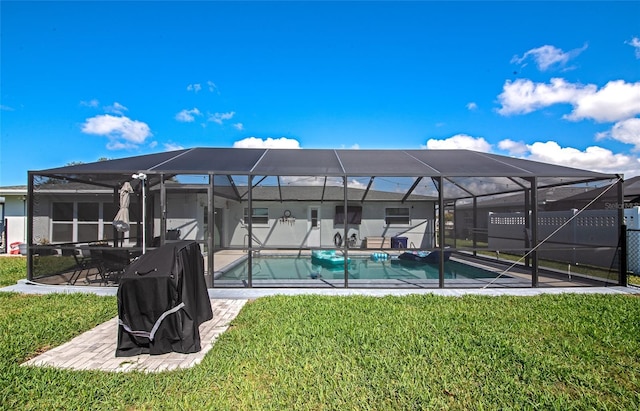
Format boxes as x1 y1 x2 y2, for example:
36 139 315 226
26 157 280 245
51 202 73 242
385 207 410 226
311 208 319 228
334 205 362 224
77 203 99 242
244 207 269 225
51 201 138 244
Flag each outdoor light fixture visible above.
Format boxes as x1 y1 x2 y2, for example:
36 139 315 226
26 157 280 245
132 173 148 253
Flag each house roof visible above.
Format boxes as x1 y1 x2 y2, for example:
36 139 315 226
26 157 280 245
31 148 618 201
455 186 593 210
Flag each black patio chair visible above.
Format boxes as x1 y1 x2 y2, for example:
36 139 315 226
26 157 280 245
68 247 103 285
99 249 132 284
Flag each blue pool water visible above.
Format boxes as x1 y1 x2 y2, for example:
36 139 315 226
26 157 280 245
217 255 500 281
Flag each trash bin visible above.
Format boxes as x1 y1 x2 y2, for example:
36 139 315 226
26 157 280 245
391 236 408 248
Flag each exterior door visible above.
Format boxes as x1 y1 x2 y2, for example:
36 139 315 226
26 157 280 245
307 206 321 247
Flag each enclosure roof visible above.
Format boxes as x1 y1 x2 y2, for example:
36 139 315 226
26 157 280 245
37 147 616 178
32 148 618 200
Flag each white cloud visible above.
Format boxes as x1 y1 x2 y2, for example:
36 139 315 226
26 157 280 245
596 118 640 150
175 108 202 122
1 104 14 111
626 37 640 59
187 82 217 93
233 122 244 130
104 102 128 115
466 102 478 111
80 99 99 108
497 78 596 116
81 114 152 150
511 44 587 71
233 137 301 149
498 139 528 155
164 142 185 151
564 80 640 122
347 178 367 189
278 175 365 188
497 78 640 123
208 111 235 125
425 134 491 152
523 141 638 175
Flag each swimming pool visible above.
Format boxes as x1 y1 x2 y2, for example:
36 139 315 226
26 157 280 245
214 255 503 285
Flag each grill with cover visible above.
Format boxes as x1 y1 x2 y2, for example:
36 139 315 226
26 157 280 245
116 241 213 356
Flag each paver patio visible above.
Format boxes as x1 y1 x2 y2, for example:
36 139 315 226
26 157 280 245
21 299 247 373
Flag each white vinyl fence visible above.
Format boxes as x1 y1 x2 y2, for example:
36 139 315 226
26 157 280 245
488 209 619 268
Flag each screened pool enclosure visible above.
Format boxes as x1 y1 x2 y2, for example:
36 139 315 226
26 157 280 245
26 148 627 288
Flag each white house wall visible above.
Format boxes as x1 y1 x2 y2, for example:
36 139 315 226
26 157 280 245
154 193 227 243
155 192 204 241
27 191 435 250
225 200 435 249
1 194 27 247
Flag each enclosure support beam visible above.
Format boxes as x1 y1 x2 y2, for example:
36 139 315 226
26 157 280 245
436 177 445 288
226 175 241 201
401 177 423 203
452 201 457 249
529 177 539 287
472 196 478 257
26 172 34 281
239 175 268 200
247 175 253 288
208 174 215 286
524 187 530 268
112 187 119 247
276 176 283 203
343 176 349 288
618 176 627 286
321 177 328 203
160 175 166 246
361 177 375 203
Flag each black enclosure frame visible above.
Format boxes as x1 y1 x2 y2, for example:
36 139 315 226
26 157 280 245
26 148 626 288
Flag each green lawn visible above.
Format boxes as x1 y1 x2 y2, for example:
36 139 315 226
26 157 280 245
1 289 639 409
0 257 27 287
1 257 639 409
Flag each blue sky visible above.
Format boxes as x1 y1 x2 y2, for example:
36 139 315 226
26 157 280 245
1 1 639 186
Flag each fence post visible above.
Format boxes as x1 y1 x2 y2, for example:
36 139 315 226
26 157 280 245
620 224 628 287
